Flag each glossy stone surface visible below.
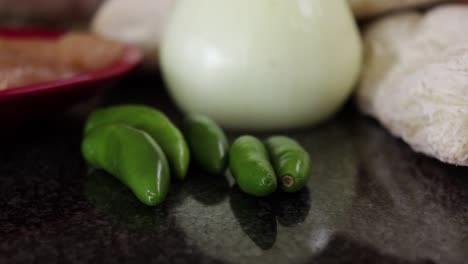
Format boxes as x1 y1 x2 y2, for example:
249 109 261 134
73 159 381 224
1 73 467 264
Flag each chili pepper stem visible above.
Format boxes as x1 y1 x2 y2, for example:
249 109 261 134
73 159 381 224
281 175 294 188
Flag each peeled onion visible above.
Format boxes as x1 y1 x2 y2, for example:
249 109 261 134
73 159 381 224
161 0 362 130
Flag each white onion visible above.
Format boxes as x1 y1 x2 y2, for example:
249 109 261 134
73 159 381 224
161 0 362 131
92 0 176 66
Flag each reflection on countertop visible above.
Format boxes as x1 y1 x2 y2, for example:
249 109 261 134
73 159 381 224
0 73 467 264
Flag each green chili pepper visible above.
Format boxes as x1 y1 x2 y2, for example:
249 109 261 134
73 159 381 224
265 136 311 192
84 105 190 180
82 124 170 206
182 114 229 175
229 135 277 197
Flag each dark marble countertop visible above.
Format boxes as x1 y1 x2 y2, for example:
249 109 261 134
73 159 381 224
1 73 467 264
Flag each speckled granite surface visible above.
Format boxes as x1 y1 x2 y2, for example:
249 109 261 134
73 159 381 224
1 73 467 264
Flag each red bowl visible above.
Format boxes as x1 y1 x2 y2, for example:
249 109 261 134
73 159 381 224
0 28 143 121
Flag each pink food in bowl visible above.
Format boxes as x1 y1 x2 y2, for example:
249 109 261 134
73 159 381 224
0 28 142 122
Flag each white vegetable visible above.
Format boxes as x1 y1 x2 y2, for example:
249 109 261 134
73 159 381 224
91 0 175 66
161 0 362 130
89 0 441 70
